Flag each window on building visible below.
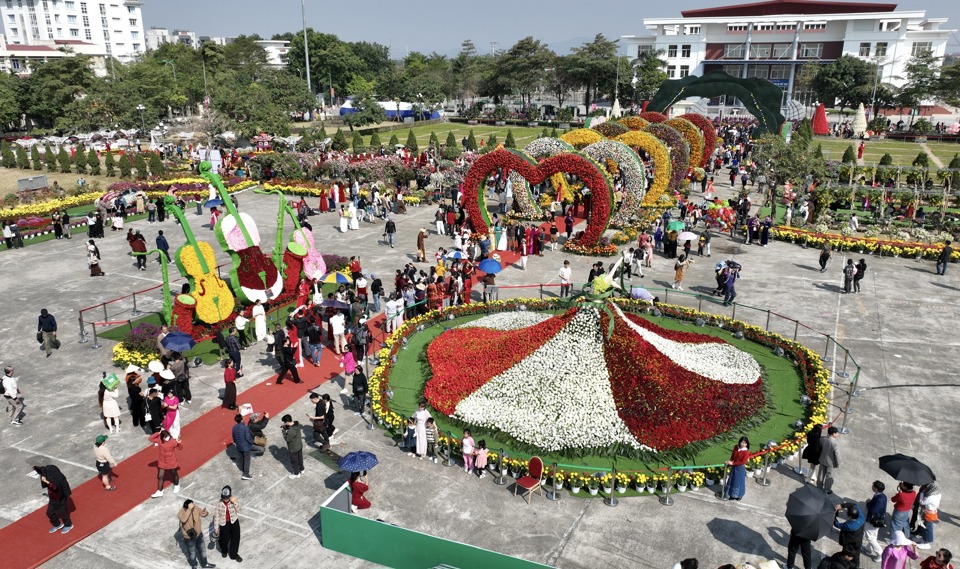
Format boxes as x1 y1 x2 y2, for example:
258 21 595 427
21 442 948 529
722 64 743 78
911 42 932 57
727 24 748 32
69 28 78 36
5 1 11 9
684 25 700 35
803 22 826 31
667 45 677 57
129 18 136 26
99 3 105 14
56 27 61 35
776 23 796 31
879 20 900 32
679 65 690 77
667 65 676 78
772 43 791 58
769 64 789 79
131 30 138 38
859 43 871 57
46 26 52 35
82 15 89 26
7 14 13 22
80 2 86 12
750 44 771 58
10 27 18 36
54 14 59 22
747 65 769 79
799 43 823 58
756 23 775 31
65 0 74 8
84 29 91 40
636 45 652 58
724 44 744 59
68 15 77 23
127 4 134 12
12 59 21 70
681 44 691 58
132 43 140 51
875 42 888 57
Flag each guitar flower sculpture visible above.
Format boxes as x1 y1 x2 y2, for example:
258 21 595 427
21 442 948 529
200 161 283 304
257 188 327 280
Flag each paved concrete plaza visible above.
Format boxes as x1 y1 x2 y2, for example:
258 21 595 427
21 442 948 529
0 185 957 569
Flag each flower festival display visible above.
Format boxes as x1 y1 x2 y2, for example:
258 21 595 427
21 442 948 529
462 148 613 249
508 138 577 219
639 111 668 123
665 118 705 174
581 140 647 228
678 113 717 168
644 123 690 193
590 121 629 139
559 128 605 149
618 116 649 131
615 131 672 207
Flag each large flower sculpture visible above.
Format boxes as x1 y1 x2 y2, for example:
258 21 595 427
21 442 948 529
560 128 605 149
425 304 764 452
618 116 649 131
462 148 613 248
582 140 647 228
678 113 717 168
507 138 576 219
615 131 672 207
665 118 705 173
644 123 690 193
591 121 629 138
639 111 668 123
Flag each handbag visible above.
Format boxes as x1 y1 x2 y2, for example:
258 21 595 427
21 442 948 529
869 515 886 528
51 338 61 350
924 509 939 523
36 332 43 344
253 435 267 447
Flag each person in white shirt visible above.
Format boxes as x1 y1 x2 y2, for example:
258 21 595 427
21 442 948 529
329 312 347 355
3 366 24 425
235 313 249 349
558 260 573 298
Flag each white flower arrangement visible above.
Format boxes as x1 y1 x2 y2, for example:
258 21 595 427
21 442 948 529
458 312 552 331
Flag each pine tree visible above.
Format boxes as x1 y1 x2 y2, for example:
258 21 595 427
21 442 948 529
318 125 328 140
445 131 457 149
550 128 558 138
388 133 399 147
74 147 87 173
331 128 348 151
912 152 930 168
31 146 42 170
486 134 497 148
541 128 550 138
504 130 516 148
134 154 148 179
87 149 101 175
149 153 164 176
841 145 856 163
369 132 382 148
1 140 15 168
813 144 824 160
352 131 364 151
104 151 116 176
44 144 57 171
58 147 72 173
405 130 418 153
429 131 439 149
466 130 478 151
879 153 894 166
118 154 132 178
15 145 30 169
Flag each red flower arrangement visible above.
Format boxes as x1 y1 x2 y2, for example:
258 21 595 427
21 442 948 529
678 113 717 168
639 111 668 124
171 296 196 338
282 247 306 297
462 148 613 249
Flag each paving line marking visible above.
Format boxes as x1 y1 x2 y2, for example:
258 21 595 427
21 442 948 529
11 444 98 472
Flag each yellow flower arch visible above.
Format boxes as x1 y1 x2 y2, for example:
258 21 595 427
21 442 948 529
618 116 650 131
614 131 672 207
559 128 605 149
665 118 705 174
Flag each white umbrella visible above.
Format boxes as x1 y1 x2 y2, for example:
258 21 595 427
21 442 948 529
677 231 699 243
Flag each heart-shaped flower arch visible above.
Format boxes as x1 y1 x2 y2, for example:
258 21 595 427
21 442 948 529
463 148 613 248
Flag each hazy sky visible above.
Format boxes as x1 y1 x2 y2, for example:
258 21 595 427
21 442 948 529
139 0 960 55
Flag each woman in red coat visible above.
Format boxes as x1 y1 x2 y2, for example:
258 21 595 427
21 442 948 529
723 436 751 501
148 430 182 498
318 188 328 213
350 471 371 512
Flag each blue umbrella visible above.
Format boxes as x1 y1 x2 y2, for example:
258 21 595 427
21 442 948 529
320 271 354 284
337 451 379 472
204 198 224 208
446 250 467 260
160 331 196 353
477 258 503 274
321 298 351 310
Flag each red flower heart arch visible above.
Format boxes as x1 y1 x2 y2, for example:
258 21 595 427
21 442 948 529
463 149 612 248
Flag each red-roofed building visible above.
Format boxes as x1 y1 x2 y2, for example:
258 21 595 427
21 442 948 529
0 35 106 76
622 0 953 117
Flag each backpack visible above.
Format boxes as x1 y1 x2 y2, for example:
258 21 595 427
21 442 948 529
844 265 856 278
354 326 369 346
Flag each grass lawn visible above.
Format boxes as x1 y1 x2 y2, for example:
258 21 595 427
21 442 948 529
924 141 960 166
0 164 115 197
364 123 547 151
387 309 805 474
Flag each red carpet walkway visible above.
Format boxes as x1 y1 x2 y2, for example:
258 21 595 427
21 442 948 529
0 330 364 569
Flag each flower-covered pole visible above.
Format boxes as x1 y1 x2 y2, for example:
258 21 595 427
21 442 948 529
254 188 290 274
134 248 173 324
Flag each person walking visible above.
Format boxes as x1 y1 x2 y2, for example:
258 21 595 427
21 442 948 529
819 244 832 272
936 241 952 275
416 227 428 262
816 426 840 494
35 465 73 534
558 260 573 298
801 423 823 484
864 481 889 562
3 366 24 425
854 259 867 293
94 434 117 491
148 430 182 497
914 479 942 549
383 216 396 248
130 231 148 271
306 392 329 451
722 263 740 307
214 486 242 563
231 414 254 481
275 338 303 384
881 531 920 569
352 367 368 416
178 499 216 569
785 528 815 569
673 254 691 291
156 230 171 263
281 414 304 479
842 259 857 294
37 308 58 358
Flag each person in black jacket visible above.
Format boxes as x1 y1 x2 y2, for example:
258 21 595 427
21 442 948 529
37 308 58 358
146 387 163 433
35 465 73 534
802 423 823 484
247 412 269 456
275 338 302 384
352 367 368 415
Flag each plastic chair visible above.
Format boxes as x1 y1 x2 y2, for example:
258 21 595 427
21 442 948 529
514 456 544 504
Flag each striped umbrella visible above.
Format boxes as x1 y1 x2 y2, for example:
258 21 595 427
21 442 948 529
319 271 353 284
446 250 467 260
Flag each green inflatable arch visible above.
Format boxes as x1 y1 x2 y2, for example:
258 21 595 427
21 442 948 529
648 71 785 135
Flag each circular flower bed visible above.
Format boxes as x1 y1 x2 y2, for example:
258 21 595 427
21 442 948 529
639 111 668 123
615 131 672 208
618 117 650 131
591 121 629 139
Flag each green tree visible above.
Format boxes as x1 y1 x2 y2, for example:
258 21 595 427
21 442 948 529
352 131 365 151
369 131 382 148
31 146 42 171
20 55 99 127
44 144 57 171
939 60 960 107
813 143 824 160
812 55 876 113
318 125 328 140
149 153 164 176
567 34 620 111
545 54 579 110
841 145 856 163
0 73 19 129
343 95 386 129
505 129 516 148
913 152 930 168
793 118 814 150
405 130 418 153
429 131 439 149
486 134 497 148
58 147 71 173
452 39 483 105
134 154 148 179
550 128 558 138
87 149 101 175
0 140 15 168
541 128 550 138
119 154 132 178
388 133 399 147
629 49 669 102
445 131 457 150
15 145 30 169
74 147 87 173
104 150 116 176
466 130 478 151
495 37 554 107
879 153 893 166
898 51 940 113
331 128 348 151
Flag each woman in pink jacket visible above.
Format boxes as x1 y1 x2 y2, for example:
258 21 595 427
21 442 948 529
882 531 920 569
148 430 182 498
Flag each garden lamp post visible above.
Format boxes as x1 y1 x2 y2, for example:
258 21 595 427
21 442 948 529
136 104 146 134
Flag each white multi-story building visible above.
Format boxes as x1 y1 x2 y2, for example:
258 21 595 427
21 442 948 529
144 26 167 50
622 0 953 112
0 33 106 75
2 0 146 62
256 39 289 68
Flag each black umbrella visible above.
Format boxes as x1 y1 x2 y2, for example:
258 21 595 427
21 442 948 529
785 485 835 541
879 454 935 486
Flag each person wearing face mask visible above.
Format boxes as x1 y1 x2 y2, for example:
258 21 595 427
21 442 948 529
214 486 242 563
722 436 752 501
